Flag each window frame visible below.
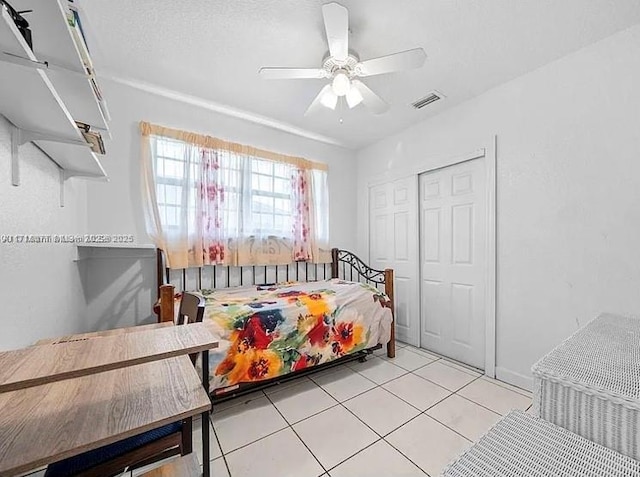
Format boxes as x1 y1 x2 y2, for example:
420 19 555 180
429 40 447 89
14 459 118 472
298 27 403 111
152 136 295 238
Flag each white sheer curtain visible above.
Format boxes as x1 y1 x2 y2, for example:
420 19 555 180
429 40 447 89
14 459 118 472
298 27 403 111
140 122 330 269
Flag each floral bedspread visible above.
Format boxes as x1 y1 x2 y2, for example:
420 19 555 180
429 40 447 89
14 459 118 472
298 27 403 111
201 279 393 393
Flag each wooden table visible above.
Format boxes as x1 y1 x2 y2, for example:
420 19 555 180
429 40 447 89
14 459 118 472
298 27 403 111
0 322 217 393
0 325 218 477
34 322 172 345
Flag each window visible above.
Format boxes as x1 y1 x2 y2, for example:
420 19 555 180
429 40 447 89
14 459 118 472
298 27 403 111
154 137 196 231
141 121 329 268
152 137 296 238
249 159 292 236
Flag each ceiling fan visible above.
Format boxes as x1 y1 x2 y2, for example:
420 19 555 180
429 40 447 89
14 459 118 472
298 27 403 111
259 2 427 116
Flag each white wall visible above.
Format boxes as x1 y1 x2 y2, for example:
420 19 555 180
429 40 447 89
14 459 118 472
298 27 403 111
356 24 640 389
0 116 89 350
83 80 358 331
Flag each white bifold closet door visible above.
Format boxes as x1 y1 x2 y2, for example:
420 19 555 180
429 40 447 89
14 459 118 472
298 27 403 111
369 177 420 346
419 158 486 369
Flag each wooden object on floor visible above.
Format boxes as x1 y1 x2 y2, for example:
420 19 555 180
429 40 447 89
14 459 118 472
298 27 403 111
160 284 176 323
0 356 210 476
0 322 218 393
384 268 396 358
139 453 201 477
34 322 172 345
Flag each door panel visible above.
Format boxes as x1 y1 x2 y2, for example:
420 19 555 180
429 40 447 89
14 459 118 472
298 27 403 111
419 158 486 369
395 277 410 328
421 280 443 337
394 212 409 260
369 178 419 346
422 208 441 263
452 203 474 264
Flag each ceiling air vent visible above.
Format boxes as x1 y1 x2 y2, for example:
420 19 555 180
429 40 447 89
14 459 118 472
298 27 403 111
411 90 445 109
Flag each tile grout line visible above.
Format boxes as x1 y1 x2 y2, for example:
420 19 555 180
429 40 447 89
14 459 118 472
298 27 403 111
326 383 443 474
477 376 533 399
263 390 329 475
212 364 383 461
323 435 384 475
346 373 437 415
345 365 528 464
400 343 533 399
380 438 432 477
208 417 233 477
450 393 504 419
214 419 291 457
408 369 477 393
401 342 532 398
410 373 518 444
212 394 291 456
452 376 532 416
210 389 268 416
210 342 528 476
413 375 486 443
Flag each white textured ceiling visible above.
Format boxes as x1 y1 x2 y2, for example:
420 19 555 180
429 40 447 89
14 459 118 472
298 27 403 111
81 0 640 149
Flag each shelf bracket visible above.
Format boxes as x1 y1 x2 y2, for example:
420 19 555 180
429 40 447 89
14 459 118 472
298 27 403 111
17 129 89 147
1 51 91 80
9 124 89 189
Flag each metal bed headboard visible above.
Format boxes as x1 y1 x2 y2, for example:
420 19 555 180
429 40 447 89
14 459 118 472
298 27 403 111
157 248 392 293
156 251 333 293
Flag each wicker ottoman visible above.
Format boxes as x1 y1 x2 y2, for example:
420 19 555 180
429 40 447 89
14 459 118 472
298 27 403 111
441 410 640 476
531 312 640 460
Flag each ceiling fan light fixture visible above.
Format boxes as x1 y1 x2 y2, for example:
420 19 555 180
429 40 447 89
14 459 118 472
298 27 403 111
346 85 363 108
331 71 351 96
260 3 424 116
320 88 338 109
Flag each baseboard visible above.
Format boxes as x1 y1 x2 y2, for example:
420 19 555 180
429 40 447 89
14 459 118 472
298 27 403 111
495 366 534 392
395 329 419 347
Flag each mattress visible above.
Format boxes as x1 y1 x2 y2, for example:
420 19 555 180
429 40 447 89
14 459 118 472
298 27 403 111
197 279 393 393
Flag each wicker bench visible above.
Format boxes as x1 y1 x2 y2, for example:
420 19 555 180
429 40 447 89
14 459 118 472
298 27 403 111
440 410 640 476
531 312 640 460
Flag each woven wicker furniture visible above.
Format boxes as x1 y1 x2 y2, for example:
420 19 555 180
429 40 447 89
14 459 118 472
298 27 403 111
531 312 640 460
440 410 640 476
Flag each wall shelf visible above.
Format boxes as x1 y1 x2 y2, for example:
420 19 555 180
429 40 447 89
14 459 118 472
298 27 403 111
15 0 111 133
74 244 157 262
77 243 156 249
0 3 108 196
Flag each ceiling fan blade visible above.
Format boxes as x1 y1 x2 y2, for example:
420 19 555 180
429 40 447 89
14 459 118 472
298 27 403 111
322 2 349 61
356 48 427 77
304 84 335 116
351 80 389 115
259 67 327 79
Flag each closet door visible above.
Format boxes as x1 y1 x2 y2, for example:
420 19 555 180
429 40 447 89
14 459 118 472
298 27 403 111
419 158 486 369
369 177 419 346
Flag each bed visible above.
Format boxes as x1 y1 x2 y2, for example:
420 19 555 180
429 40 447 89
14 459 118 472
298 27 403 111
155 248 395 401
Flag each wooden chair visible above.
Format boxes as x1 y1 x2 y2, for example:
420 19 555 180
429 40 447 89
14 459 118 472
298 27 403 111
44 293 206 477
177 292 205 366
177 292 205 325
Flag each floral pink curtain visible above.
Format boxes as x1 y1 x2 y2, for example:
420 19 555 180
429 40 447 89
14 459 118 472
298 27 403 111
291 168 312 261
198 149 226 265
141 121 330 269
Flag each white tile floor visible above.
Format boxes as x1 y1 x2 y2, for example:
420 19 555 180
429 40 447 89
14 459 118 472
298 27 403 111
192 341 533 477
41 341 531 477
